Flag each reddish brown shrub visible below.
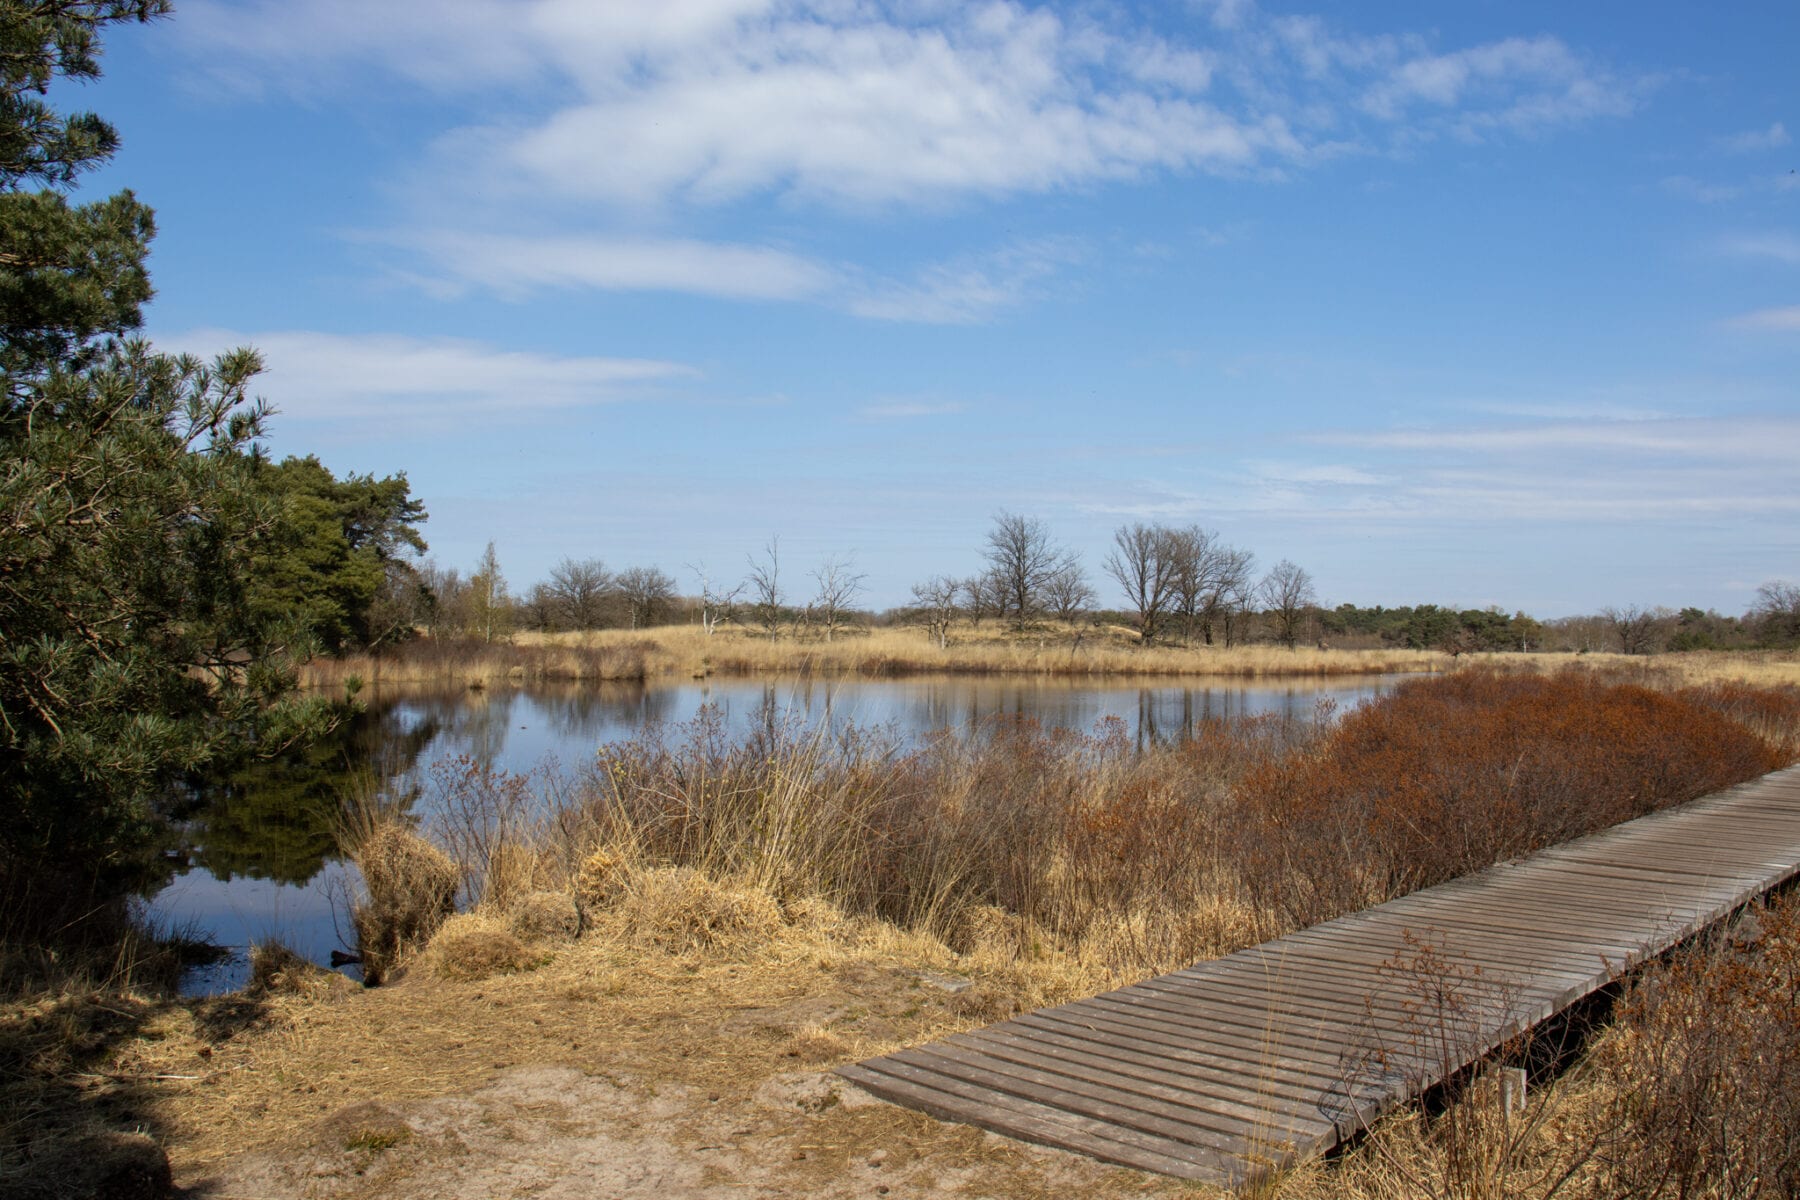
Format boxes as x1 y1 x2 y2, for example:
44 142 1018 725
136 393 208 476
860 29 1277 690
1596 893 1800 1198
1235 669 1792 929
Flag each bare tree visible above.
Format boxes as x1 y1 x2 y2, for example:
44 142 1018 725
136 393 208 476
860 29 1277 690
417 559 467 638
983 511 1073 628
910 575 961 649
615 566 677 630
1752 580 1800 646
745 537 785 640
520 582 560 632
809 553 867 642
1043 561 1096 624
960 570 1006 630
1165 526 1227 645
1105 522 1180 644
1216 558 1257 647
1602 604 1669 655
688 562 741 637
546 556 612 630
1259 559 1316 648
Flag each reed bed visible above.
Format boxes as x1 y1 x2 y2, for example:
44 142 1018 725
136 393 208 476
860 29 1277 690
297 625 1450 690
349 666 1798 991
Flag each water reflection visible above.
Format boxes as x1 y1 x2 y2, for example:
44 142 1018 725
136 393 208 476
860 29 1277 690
148 673 1393 994
368 674 1388 777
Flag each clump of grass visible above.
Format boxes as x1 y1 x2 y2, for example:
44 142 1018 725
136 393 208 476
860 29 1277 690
348 822 459 985
419 913 543 981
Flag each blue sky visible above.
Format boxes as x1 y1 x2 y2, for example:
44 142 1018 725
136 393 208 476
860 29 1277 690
72 0 1799 615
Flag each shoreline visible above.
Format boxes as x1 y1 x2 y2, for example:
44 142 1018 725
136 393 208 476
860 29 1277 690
297 628 1800 691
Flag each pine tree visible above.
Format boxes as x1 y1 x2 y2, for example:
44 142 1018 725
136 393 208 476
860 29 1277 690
0 3 335 921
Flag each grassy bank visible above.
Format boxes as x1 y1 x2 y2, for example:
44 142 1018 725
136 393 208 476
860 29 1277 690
298 625 1800 694
8 666 1800 1196
298 625 1453 689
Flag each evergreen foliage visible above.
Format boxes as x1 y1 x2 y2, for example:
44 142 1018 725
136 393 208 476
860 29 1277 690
0 3 337 916
251 456 428 653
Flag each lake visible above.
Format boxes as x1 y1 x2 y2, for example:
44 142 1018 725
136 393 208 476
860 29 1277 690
147 673 1398 994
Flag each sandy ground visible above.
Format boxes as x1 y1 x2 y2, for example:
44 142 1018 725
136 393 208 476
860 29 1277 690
109 920 1220 1200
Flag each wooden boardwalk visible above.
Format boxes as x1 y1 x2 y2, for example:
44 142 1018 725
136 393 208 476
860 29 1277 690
838 765 1800 1187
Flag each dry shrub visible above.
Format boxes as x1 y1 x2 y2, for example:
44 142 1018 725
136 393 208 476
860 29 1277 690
247 940 352 1000
613 868 787 953
1290 897 1800 1200
1236 668 1791 929
507 890 580 942
573 846 631 915
1590 895 1800 1198
421 913 542 981
351 822 460 985
481 841 542 912
572 708 1288 978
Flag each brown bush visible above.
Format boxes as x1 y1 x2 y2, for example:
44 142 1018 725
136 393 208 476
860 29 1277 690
351 822 460 984
1593 894 1800 1198
1234 668 1791 930
507 890 580 942
421 914 541 981
572 708 1289 974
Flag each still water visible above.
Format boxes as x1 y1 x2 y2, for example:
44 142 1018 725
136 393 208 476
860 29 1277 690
148 674 1395 994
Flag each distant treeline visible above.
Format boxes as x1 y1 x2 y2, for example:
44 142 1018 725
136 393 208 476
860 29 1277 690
369 513 1800 658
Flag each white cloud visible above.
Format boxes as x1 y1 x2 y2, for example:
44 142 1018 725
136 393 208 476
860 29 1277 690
846 238 1088 323
1717 233 1800 266
1322 416 1800 459
156 329 696 421
1216 414 1800 524
1660 175 1743 204
175 1 1648 312
176 0 542 92
857 401 967 420
1246 460 1392 486
181 0 1640 211
394 231 838 302
1717 121 1791 154
1724 306 1800 332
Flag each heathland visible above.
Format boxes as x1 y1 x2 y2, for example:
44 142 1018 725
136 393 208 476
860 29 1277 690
9 659 1800 1198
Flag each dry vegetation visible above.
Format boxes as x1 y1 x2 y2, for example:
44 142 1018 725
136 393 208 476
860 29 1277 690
6 664 1800 1198
299 624 1453 689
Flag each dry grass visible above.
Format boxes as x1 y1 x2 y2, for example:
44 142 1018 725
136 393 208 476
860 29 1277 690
1276 893 1800 1200
9 662 1799 1197
1466 646 1800 689
300 624 1451 689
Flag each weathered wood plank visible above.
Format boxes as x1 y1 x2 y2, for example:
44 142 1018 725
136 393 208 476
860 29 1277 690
840 764 1800 1187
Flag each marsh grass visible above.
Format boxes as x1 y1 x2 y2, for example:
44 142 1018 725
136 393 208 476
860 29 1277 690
300 625 1451 689
350 666 1795 993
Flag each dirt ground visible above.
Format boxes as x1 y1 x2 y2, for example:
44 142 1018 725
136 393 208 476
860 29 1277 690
82 914 1227 1199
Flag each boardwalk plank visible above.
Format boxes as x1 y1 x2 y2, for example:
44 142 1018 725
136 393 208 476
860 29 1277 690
840 765 1800 1186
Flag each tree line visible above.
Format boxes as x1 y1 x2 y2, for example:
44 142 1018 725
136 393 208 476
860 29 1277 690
424 514 1800 660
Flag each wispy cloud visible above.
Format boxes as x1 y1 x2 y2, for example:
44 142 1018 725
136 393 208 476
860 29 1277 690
1321 416 1800 459
846 238 1088 324
857 401 967 421
1660 174 1742 204
1716 232 1800 266
390 231 838 302
157 329 696 421
174 1 1650 312
1724 305 1800 332
1717 121 1791 154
